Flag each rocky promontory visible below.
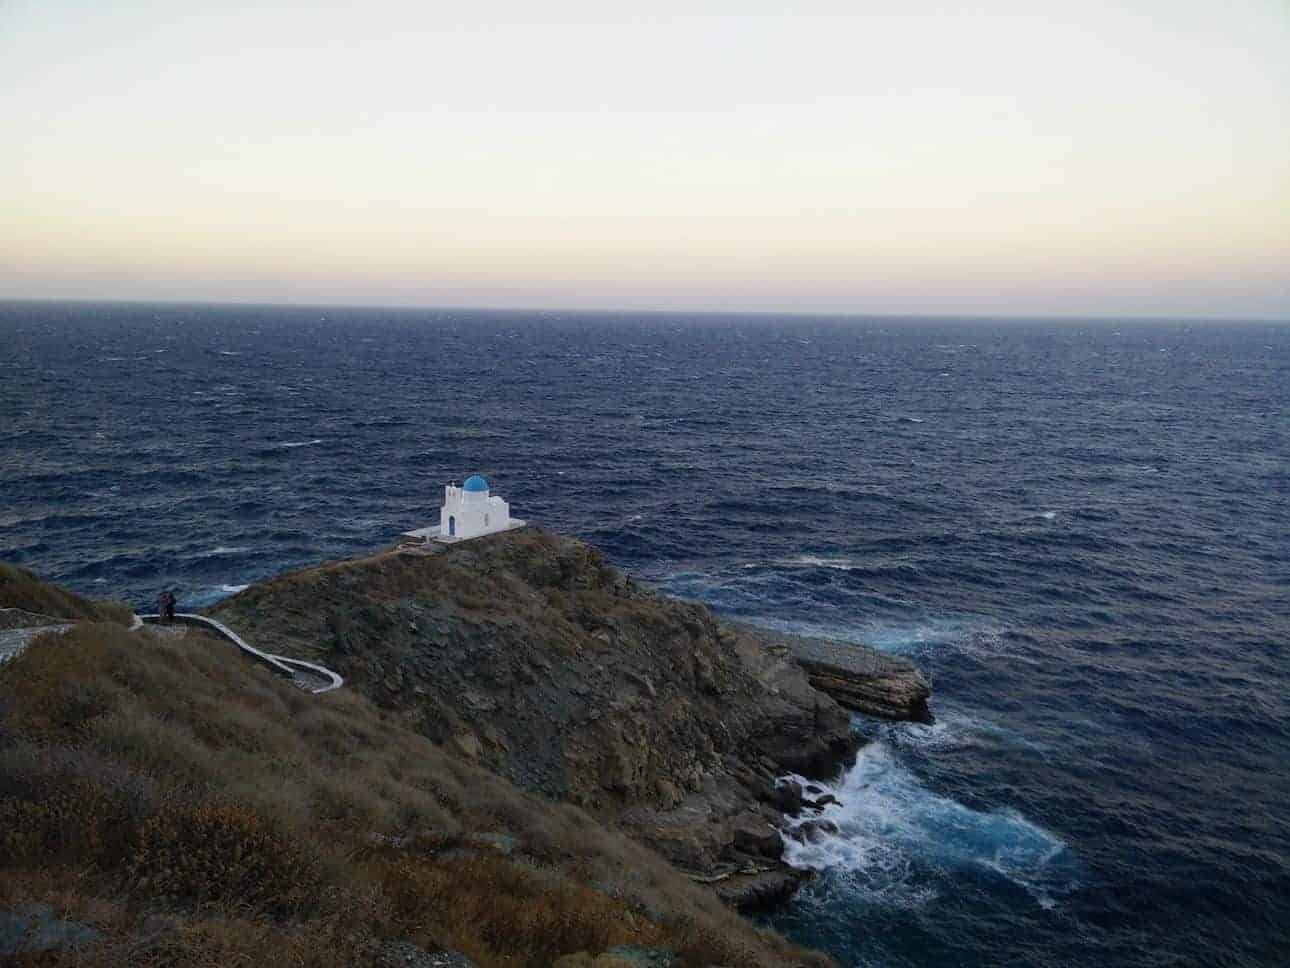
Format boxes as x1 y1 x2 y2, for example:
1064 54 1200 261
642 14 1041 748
737 625 933 724
211 528 932 897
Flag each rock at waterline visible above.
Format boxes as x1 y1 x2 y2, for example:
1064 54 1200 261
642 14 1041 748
739 625 933 723
715 867 813 911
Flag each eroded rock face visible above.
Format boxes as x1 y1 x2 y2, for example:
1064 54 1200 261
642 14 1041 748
797 660 932 723
715 867 813 911
737 625 933 724
208 528 928 888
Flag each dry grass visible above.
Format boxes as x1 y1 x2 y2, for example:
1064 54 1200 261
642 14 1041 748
379 853 668 963
0 597 836 967
0 563 134 625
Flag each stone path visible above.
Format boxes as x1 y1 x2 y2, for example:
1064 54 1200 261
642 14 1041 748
0 607 343 696
0 624 72 665
139 613 344 694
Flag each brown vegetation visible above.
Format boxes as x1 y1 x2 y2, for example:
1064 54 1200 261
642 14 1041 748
0 582 837 967
0 563 133 625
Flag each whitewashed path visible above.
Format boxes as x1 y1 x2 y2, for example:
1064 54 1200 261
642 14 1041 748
0 609 73 665
0 607 343 695
0 624 73 665
138 613 343 694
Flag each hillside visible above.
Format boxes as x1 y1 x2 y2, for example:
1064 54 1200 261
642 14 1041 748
0 563 134 626
0 583 838 967
208 529 883 888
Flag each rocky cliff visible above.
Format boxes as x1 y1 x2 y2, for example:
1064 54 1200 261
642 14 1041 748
0 568 843 967
210 529 931 898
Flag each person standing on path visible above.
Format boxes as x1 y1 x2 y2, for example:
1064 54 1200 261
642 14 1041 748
157 590 176 624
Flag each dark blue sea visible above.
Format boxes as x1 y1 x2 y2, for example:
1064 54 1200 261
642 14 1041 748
2 301 1287 967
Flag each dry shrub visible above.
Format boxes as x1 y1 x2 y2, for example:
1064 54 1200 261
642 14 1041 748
93 709 223 787
0 781 138 868
0 744 154 871
1 625 117 737
311 772 385 826
130 801 322 913
382 854 666 966
133 918 375 968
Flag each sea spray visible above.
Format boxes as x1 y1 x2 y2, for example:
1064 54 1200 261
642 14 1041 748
779 742 1078 910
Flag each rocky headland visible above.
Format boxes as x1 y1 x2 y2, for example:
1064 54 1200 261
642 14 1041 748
0 531 931 966
210 528 932 904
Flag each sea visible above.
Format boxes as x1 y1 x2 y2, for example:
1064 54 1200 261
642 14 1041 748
1 301 1287 967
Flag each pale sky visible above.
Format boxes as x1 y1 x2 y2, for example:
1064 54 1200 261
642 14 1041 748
2 0 1288 317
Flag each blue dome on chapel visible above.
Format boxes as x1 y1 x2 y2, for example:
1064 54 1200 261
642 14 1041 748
462 474 490 493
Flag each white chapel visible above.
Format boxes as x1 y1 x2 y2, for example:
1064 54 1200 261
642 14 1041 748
404 474 524 544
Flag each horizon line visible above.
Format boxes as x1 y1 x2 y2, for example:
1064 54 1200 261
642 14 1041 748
1 295 1287 325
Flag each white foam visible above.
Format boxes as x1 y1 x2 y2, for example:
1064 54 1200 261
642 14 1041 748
878 708 1050 755
784 554 862 571
780 742 1075 908
279 439 323 448
204 546 250 557
1041 510 1057 520
184 584 250 608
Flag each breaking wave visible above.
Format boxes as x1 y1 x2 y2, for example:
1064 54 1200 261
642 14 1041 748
780 743 1078 911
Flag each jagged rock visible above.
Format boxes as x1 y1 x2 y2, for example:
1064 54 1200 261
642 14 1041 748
777 632 933 722
801 794 842 812
730 814 784 860
788 819 840 844
774 780 804 817
715 867 811 910
654 778 683 807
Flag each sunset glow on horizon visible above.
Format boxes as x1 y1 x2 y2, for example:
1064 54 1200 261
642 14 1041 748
3 1 1288 318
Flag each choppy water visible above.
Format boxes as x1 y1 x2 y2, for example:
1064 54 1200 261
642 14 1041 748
2 301 1287 967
